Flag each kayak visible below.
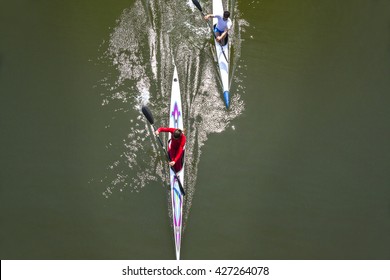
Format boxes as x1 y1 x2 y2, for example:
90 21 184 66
191 0 230 108
213 0 230 108
169 64 185 260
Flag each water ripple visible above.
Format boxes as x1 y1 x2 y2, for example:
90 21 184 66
97 0 246 227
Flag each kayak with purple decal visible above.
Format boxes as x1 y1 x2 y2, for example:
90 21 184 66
169 64 185 260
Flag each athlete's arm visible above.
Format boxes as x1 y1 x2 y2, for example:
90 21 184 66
204 14 215 20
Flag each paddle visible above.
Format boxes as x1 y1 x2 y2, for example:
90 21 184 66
192 0 229 64
142 106 186 196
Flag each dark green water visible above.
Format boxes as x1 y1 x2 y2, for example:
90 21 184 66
1 0 389 260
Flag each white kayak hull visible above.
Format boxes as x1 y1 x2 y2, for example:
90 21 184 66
213 0 230 108
169 65 184 260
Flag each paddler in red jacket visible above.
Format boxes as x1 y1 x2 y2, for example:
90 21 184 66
155 128 186 172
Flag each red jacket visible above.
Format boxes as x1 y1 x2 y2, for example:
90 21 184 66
157 127 186 164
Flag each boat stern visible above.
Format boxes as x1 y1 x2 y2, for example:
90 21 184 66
223 91 230 109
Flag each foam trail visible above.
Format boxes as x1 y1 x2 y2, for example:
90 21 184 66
97 0 247 231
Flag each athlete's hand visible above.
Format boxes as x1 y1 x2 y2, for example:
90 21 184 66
169 161 176 167
155 130 159 136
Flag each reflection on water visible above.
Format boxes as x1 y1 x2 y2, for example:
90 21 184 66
97 0 246 226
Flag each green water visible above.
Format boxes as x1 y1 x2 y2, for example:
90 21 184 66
1 0 389 260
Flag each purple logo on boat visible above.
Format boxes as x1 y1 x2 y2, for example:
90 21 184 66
172 102 181 126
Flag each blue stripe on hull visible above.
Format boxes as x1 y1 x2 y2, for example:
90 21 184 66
223 91 230 109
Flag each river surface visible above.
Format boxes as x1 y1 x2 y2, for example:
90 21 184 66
1 0 389 259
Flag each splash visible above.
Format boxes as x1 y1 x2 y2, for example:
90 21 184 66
97 0 246 226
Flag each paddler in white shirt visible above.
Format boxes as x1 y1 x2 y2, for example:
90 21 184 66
204 11 232 45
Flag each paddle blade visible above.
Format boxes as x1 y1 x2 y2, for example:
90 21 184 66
141 106 154 125
192 0 203 12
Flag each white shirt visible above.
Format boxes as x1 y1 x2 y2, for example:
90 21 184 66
215 15 232 32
